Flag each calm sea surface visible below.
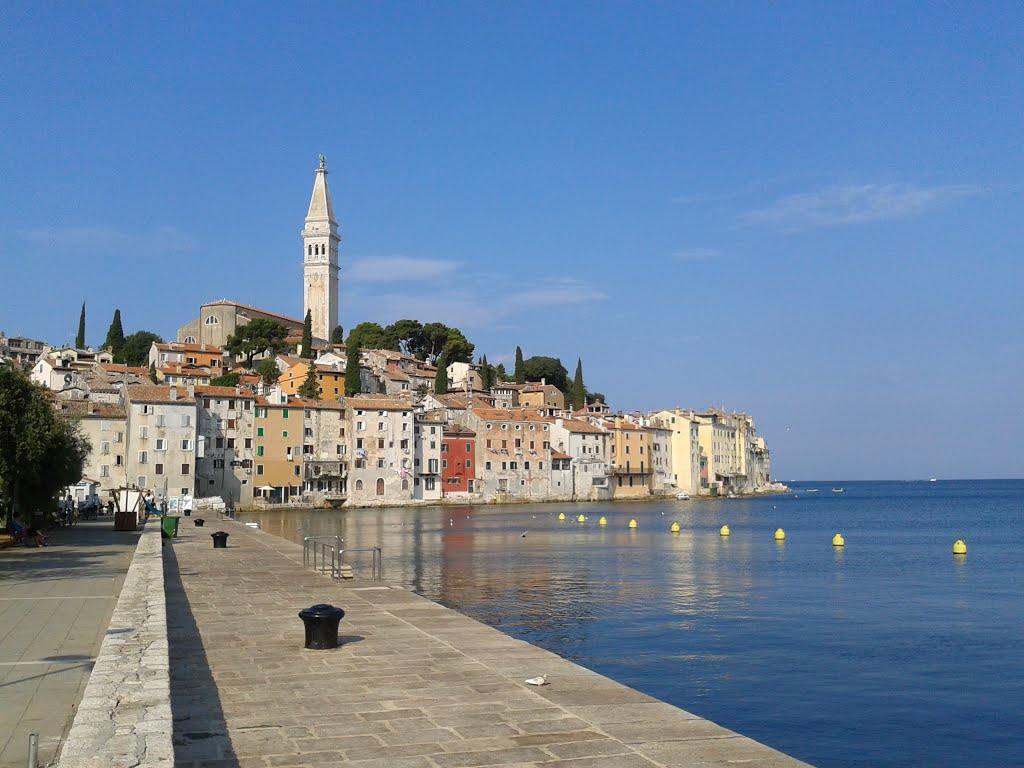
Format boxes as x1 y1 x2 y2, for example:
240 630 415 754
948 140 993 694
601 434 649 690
239 480 1023 768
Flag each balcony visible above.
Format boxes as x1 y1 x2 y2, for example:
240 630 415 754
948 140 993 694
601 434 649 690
304 461 346 480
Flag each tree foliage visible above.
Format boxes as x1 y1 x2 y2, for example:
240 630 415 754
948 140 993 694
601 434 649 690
76 303 86 349
514 346 525 384
494 362 508 381
300 310 314 359
209 372 241 387
0 365 89 529
225 319 290 367
479 355 494 390
572 358 586 409
434 353 449 395
522 356 570 392
148 361 158 383
255 358 280 386
297 363 321 399
347 322 397 351
116 331 163 367
104 309 126 355
330 325 345 344
344 328 363 397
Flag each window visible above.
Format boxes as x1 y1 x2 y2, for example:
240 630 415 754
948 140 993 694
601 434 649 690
377 459 385 469
441 443 449 453
137 476 147 488
424 477 435 491
227 438 235 449
115 455 123 466
282 409 289 419
205 315 220 325
114 431 124 443
181 414 191 427
256 407 267 418
294 465 301 476
100 465 109 478
400 439 409 450
155 463 163 475
356 438 364 449
486 439 492 448
100 441 110 455
378 421 387 431
244 438 252 449
256 464 264 475
138 426 148 438
181 464 190 475
256 446 264 456
142 405 152 415
138 451 148 464
282 431 288 438
428 459 439 473
215 437 224 449
155 438 166 451
213 459 224 469
485 461 491 470
465 459 472 468
401 478 408 491
501 462 507 470
356 421 365 431
100 420 110 432
355 479 363 491
156 414 165 426
524 461 529 469
510 462 517 470
180 439 192 451
442 459 448 468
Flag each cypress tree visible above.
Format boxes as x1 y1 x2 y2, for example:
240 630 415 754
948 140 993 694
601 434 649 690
301 310 314 358
434 353 449 394
148 361 158 383
572 357 585 410
297 362 321 399
344 332 361 396
514 346 525 384
330 325 344 344
480 355 492 390
75 303 86 349
104 309 125 355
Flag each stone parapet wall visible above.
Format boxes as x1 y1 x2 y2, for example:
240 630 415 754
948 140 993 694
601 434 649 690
58 522 173 767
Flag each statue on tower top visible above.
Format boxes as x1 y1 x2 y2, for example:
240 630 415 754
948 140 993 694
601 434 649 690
318 153 326 170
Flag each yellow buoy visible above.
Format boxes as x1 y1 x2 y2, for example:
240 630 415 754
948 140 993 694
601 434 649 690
832 533 845 547
628 519 638 529
953 539 967 555
558 512 566 520
720 524 730 536
774 528 786 541
577 514 586 523
671 522 680 533
599 516 607 526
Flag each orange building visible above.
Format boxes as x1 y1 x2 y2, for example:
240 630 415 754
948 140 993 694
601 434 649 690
606 419 653 498
253 397 304 502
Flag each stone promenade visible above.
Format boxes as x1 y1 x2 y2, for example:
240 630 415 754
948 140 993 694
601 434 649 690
0 518 140 768
167 518 812 767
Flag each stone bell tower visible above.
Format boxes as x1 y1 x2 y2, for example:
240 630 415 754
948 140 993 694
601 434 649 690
301 154 340 341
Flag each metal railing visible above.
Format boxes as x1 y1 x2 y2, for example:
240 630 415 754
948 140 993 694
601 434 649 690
303 536 383 581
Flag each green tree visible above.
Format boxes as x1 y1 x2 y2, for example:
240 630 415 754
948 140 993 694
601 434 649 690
255 358 280 386
297 363 321 399
389 319 423 356
300 310 314 358
209 372 241 387
588 391 606 404
104 309 126 355
224 318 290 367
418 322 451 362
479 355 493 390
494 362 508 381
148 361 158 383
522 356 570 391
330 325 345 344
344 330 362 396
434 353 449 394
572 358 585 409
75 303 86 349
441 328 474 364
514 346 525 384
0 365 88 530
347 322 397 351
116 331 163 367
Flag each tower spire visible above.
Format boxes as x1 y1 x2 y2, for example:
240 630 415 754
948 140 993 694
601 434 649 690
302 155 340 341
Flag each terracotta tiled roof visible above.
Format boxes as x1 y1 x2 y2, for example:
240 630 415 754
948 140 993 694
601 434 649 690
416 410 447 423
346 397 411 411
126 385 195 404
52 401 126 419
97 363 150 376
432 394 471 408
470 407 553 423
551 451 572 460
276 355 305 368
294 398 346 410
444 424 476 437
194 385 255 398
559 419 606 434
154 342 224 355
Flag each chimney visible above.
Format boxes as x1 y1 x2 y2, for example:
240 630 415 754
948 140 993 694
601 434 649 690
169 388 178 401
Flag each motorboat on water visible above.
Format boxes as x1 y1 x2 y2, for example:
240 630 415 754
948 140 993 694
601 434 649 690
727 492 739 499
676 493 690 500
806 489 819 493
831 488 845 493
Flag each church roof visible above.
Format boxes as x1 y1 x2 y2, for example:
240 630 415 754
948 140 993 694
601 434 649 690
305 157 336 222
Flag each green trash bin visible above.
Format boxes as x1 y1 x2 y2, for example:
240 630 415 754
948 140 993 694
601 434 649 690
161 516 179 539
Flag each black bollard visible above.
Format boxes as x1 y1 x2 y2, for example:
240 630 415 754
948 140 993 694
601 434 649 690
194 518 205 527
298 604 346 650
211 531 229 548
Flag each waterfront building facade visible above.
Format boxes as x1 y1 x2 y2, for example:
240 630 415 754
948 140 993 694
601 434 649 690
124 385 198 499
195 385 256 507
346 397 414 505
441 424 476 496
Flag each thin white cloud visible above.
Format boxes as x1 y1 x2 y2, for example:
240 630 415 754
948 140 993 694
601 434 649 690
19 225 197 253
673 247 720 262
347 256 460 283
741 183 983 232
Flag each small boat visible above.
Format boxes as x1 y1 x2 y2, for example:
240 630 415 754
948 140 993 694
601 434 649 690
831 488 844 493
727 492 739 499
929 478 938 482
676 493 690 500
806 489 819 493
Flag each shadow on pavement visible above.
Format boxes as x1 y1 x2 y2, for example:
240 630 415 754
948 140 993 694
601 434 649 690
0 518 141 584
164 542 240 767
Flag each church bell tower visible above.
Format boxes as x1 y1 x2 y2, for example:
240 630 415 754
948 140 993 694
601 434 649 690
302 154 340 341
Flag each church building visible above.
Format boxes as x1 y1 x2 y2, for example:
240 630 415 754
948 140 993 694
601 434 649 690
177 157 341 349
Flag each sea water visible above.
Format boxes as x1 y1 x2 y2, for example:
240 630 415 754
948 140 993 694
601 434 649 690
240 479 1024 768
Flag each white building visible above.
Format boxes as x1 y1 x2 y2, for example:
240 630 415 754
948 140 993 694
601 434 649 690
550 418 613 501
413 411 444 501
345 397 414 505
194 385 256 507
124 385 198 499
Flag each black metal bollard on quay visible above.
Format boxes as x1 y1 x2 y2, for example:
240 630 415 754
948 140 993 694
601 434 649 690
298 604 346 650
211 531 229 548
194 518 205 527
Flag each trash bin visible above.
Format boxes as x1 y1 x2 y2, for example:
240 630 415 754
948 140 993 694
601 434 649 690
211 531 229 549
298 604 346 650
161 516 179 539
194 518 205 527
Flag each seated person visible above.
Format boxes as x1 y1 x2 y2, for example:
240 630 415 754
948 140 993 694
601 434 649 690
26 524 48 547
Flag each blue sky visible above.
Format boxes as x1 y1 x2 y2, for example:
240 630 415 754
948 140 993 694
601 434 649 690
2 3 1021 480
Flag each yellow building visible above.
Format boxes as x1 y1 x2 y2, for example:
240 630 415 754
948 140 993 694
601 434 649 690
606 418 653 498
519 382 565 411
652 409 701 496
253 397 304 502
278 360 346 402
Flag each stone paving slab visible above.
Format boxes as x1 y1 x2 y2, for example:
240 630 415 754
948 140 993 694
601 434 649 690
0 518 141 768
167 519 814 767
